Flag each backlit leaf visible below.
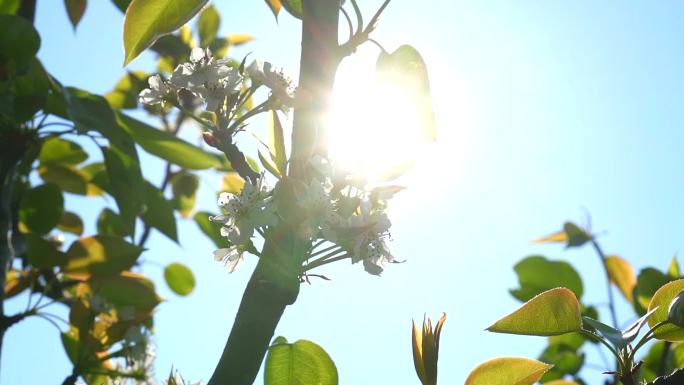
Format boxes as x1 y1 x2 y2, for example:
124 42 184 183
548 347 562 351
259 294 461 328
510 255 583 302
105 70 148 109
258 148 282 179
268 110 288 175
376 45 435 141
635 268 670 315
197 4 219 47
281 0 302 19
227 34 254 46
488 288 582 336
4 269 35 299
123 0 209 66
96 208 128 237
263 0 281 20
116 112 222 170
264 337 338 385
141 182 178 241
543 381 581 385
533 222 590 248
164 262 195 296
648 279 684 341
605 255 637 302
88 272 160 312
38 163 89 195
65 235 143 276
19 184 64 235
171 172 199 218
668 256 680 279
38 137 87 165
464 357 553 385
194 211 225 249
222 172 245 194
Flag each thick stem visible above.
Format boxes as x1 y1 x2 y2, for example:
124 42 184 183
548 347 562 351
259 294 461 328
290 0 341 179
208 2 341 383
207 225 301 385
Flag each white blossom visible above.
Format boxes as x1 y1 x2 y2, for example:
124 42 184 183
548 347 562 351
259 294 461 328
213 247 244 273
139 75 173 106
246 59 297 106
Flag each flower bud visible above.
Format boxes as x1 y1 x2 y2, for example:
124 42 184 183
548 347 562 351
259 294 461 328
667 290 684 328
203 132 220 148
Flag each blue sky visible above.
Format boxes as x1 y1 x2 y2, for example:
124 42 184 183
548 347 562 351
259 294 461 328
3 1 684 384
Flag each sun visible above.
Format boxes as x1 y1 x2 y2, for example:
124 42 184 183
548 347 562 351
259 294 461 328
325 50 432 185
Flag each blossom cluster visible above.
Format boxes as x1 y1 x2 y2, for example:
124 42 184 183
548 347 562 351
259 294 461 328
211 156 398 275
139 47 296 113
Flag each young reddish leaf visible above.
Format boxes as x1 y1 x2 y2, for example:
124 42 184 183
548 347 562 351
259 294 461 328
487 288 583 336
605 255 637 302
64 0 87 29
464 357 553 385
263 0 282 20
648 279 684 341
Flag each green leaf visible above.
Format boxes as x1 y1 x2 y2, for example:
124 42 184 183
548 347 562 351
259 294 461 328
538 344 584 382
268 110 288 175
64 0 87 29
258 148 282 179
116 112 222 170
141 181 178 241
103 146 143 235
96 208 128 237
197 4 219 47
635 268 671 315
222 172 245 193
0 14 40 73
280 0 302 19
57 211 84 235
464 357 553 385
64 89 144 228
38 163 90 195
164 262 195 296
123 0 209 66
39 137 88 165
0 58 50 121
61 328 81 365
26 233 68 268
264 337 338 385
0 0 21 14
88 272 160 312
510 255 583 302
488 287 583 336
65 235 143 276
171 172 199 218
194 211 226 249
19 184 64 235
668 256 680 279
533 222 591 249
376 45 435 142
105 70 148 109
111 0 130 13
605 255 637 302
648 279 684 341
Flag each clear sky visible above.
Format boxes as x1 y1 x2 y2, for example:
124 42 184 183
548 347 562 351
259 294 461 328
3 1 684 385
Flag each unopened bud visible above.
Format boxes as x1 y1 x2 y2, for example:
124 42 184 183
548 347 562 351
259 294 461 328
667 290 684 328
203 132 220 148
